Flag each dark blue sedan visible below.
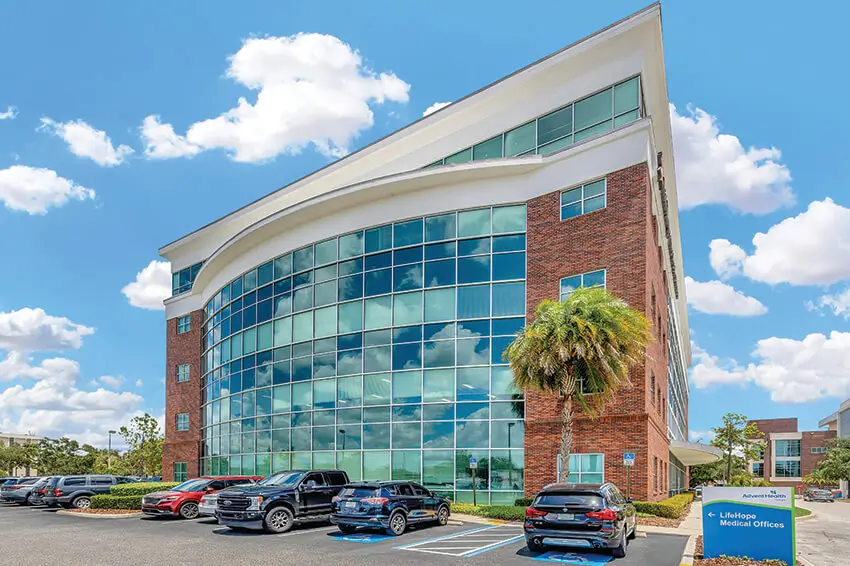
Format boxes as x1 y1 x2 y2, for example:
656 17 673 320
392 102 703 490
330 481 451 536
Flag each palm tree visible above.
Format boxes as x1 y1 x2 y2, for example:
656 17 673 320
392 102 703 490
505 286 652 483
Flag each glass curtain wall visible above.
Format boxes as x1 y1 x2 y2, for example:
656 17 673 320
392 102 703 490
199 205 527 504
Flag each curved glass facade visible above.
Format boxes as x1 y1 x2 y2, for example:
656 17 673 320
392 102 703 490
200 204 527 504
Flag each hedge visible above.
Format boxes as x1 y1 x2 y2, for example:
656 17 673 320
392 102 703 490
451 503 526 521
91 495 144 510
633 493 694 519
109 482 180 497
515 497 533 506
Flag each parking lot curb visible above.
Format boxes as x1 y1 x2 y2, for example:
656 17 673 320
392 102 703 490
796 510 816 522
449 512 511 525
679 534 697 566
56 510 142 519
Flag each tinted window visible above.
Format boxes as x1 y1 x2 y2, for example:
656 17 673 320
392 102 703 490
339 486 379 498
208 481 226 490
303 473 326 487
63 477 86 486
116 477 135 484
227 479 253 487
410 484 428 496
535 494 604 508
260 472 304 486
327 472 347 486
91 477 114 485
396 484 414 496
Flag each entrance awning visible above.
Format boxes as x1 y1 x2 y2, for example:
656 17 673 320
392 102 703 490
670 440 723 466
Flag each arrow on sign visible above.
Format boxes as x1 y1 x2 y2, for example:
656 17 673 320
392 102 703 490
708 512 715 518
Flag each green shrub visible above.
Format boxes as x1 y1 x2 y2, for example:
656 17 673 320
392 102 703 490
91 495 144 510
633 493 694 519
514 497 533 506
109 482 180 497
450 503 526 521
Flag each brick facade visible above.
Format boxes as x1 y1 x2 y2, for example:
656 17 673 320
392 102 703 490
162 309 203 481
524 161 674 501
802 430 835 477
749 418 836 488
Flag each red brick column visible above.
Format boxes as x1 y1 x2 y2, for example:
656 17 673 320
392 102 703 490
163 309 203 481
524 161 670 501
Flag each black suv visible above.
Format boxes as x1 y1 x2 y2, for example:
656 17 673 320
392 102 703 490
524 482 636 557
331 481 451 536
216 469 349 533
42 475 134 509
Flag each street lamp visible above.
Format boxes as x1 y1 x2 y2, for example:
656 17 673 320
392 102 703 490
108 430 117 472
507 423 516 489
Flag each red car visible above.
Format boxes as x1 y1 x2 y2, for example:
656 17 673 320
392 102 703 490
141 476 261 519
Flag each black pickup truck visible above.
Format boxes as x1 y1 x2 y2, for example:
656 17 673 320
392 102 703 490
216 469 349 533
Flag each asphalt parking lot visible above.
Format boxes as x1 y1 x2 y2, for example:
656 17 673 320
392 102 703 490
0 503 687 566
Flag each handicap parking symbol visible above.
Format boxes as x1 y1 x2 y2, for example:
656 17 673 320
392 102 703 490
533 551 613 565
331 532 392 544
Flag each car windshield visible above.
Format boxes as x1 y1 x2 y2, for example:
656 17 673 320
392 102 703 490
813 490 831 495
259 472 305 487
535 493 605 508
172 479 211 492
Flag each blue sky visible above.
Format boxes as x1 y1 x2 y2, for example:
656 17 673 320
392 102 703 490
1 0 848 446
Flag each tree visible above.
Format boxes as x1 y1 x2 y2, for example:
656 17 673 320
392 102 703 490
505 286 651 483
0 443 35 475
120 413 163 477
710 413 763 483
35 437 99 475
689 454 749 487
811 439 850 484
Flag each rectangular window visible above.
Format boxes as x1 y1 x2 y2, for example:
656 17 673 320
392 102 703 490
556 453 604 484
176 363 190 383
172 262 203 296
753 463 764 477
561 178 606 220
176 413 190 431
173 462 187 482
560 269 606 301
774 439 801 457
811 447 827 454
774 460 801 478
177 315 191 334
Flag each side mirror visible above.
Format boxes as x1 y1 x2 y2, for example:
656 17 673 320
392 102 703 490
627 497 634 504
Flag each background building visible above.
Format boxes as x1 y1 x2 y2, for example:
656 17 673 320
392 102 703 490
0 432 42 476
819 398 850 439
748 418 835 487
160 5 715 502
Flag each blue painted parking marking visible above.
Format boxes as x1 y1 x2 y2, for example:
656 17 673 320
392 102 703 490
332 532 393 544
396 523 525 557
533 551 613 564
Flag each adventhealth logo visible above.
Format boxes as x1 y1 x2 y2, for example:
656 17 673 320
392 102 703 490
742 490 788 501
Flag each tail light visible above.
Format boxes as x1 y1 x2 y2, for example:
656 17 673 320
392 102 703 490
525 507 547 519
54 489 62 497
586 509 618 521
9 485 21 490
361 497 389 505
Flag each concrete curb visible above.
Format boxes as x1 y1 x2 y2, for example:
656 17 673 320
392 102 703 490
796 554 817 566
679 534 698 566
449 512 514 525
795 509 817 522
56 510 142 519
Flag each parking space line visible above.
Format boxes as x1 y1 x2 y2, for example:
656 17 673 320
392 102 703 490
274 525 339 538
394 526 497 549
396 524 526 557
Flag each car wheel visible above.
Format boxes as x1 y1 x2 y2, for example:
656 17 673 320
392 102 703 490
338 524 358 534
527 538 545 553
627 522 637 540
263 507 294 534
23 495 31 506
386 511 407 536
612 531 627 558
72 496 91 510
179 502 200 519
436 505 450 526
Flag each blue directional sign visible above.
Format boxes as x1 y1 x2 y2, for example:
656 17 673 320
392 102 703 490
469 457 478 468
623 453 635 467
702 487 794 565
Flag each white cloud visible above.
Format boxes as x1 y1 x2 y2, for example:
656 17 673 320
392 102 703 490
807 288 850 320
135 378 143 388
0 308 94 352
39 118 133 167
0 106 17 120
122 260 171 310
423 102 450 117
141 33 410 163
690 333 850 403
0 165 95 214
718 199 850 286
99 375 124 389
140 115 202 159
689 430 716 443
709 239 746 280
0 352 80 382
685 277 767 316
670 104 794 214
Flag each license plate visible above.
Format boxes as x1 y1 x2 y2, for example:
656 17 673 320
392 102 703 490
557 513 575 521
344 502 357 509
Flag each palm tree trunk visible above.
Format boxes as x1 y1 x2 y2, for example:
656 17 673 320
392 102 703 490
559 396 573 483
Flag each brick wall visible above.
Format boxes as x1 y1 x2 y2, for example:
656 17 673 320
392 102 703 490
524 161 671 501
802 430 836 477
163 309 203 481
749 418 799 482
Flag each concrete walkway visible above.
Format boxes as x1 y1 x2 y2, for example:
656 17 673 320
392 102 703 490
639 501 702 536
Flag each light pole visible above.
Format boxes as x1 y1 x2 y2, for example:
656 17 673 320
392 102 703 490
108 430 117 472
339 429 346 451
507 423 515 489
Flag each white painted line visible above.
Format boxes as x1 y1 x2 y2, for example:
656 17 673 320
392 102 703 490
460 534 525 556
274 525 338 538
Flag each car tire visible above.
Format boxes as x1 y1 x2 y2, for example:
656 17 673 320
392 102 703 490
627 522 637 540
612 531 627 558
72 496 91 510
527 539 545 553
23 495 31 506
386 511 407 536
179 502 200 519
436 505 450 526
263 507 294 534
338 524 358 534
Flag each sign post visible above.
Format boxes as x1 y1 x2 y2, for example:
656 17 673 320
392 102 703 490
623 453 635 500
469 458 478 506
702 487 795 564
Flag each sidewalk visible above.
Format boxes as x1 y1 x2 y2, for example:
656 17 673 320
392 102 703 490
639 500 702 536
